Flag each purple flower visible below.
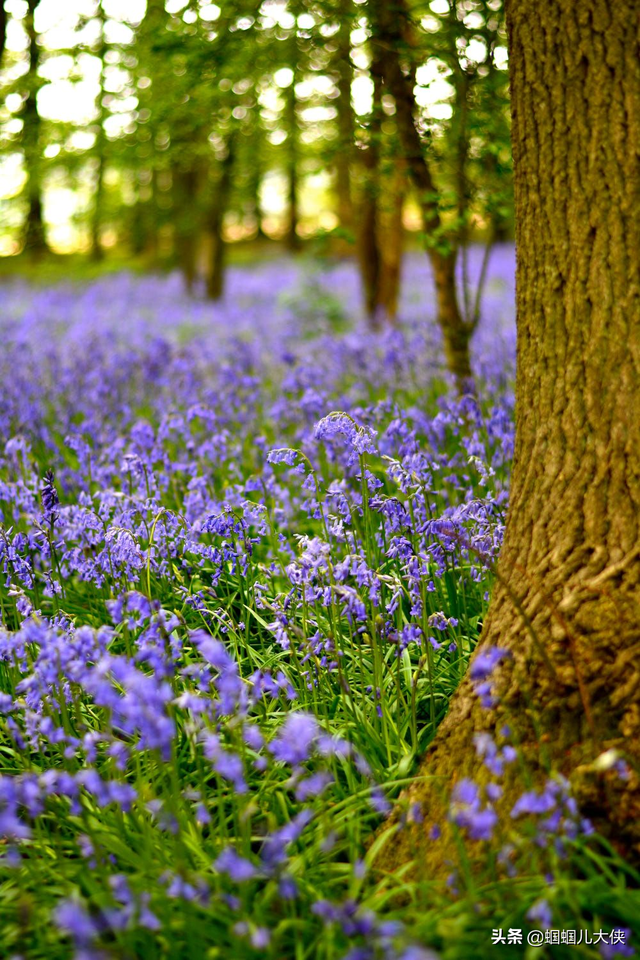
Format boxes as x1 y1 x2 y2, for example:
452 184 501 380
370 786 392 816
470 646 509 681
267 447 298 465
452 779 478 806
54 898 99 944
261 810 313 869
215 847 257 882
278 875 298 900
295 770 333 801
449 778 498 840
270 712 318 765
526 898 552 930
511 788 556 817
41 469 59 518
250 927 271 949
600 930 635 958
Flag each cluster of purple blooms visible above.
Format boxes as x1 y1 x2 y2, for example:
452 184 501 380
1 253 626 957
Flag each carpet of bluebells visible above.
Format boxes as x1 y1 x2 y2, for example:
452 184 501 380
0 249 638 960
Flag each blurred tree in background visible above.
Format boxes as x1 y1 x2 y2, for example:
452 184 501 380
0 0 512 363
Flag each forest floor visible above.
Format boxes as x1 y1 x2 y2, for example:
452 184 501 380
0 250 638 959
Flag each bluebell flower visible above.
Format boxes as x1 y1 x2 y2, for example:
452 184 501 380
470 646 509 681
600 929 635 958
511 788 556 817
41 469 59 519
526 898 552 930
449 778 498 840
270 712 318 765
215 847 257 882
54 898 99 945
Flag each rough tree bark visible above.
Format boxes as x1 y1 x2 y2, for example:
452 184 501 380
378 0 640 880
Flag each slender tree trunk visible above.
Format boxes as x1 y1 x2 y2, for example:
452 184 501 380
0 3 8 67
335 2 354 235
379 0 640 880
357 141 381 326
371 0 475 389
430 250 473 384
285 75 301 253
357 65 383 328
376 158 406 324
131 168 159 259
248 151 265 240
174 168 199 294
357 84 406 329
130 189 149 257
206 135 235 301
22 0 47 256
286 157 300 252
91 146 105 261
91 4 107 262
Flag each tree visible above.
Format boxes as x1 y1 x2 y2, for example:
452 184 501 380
379 0 640 878
0 2 7 68
206 128 236 300
356 56 384 325
356 58 406 329
90 1 108 261
333 0 354 236
284 11 303 254
369 0 510 389
22 0 47 255
1 0 513 284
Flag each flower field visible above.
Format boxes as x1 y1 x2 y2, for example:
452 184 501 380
0 250 637 960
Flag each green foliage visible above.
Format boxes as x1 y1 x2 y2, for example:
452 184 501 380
0 0 513 277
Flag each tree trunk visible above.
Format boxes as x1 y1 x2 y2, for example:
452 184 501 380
357 63 400 331
285 76 301 253
91 5 107 262
286 157 301 253
22 0 47 257
377 158 406 324
335 2 354 235
357 142 381 326
379 0 640 880
0 3 8 67
174 168 199 294
370 0 475 388
248 149 265 240
131 168 159 259
356 63 382 329
430 250 473 387
206 136 235 301
91 149 105 261
357 112 406 328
